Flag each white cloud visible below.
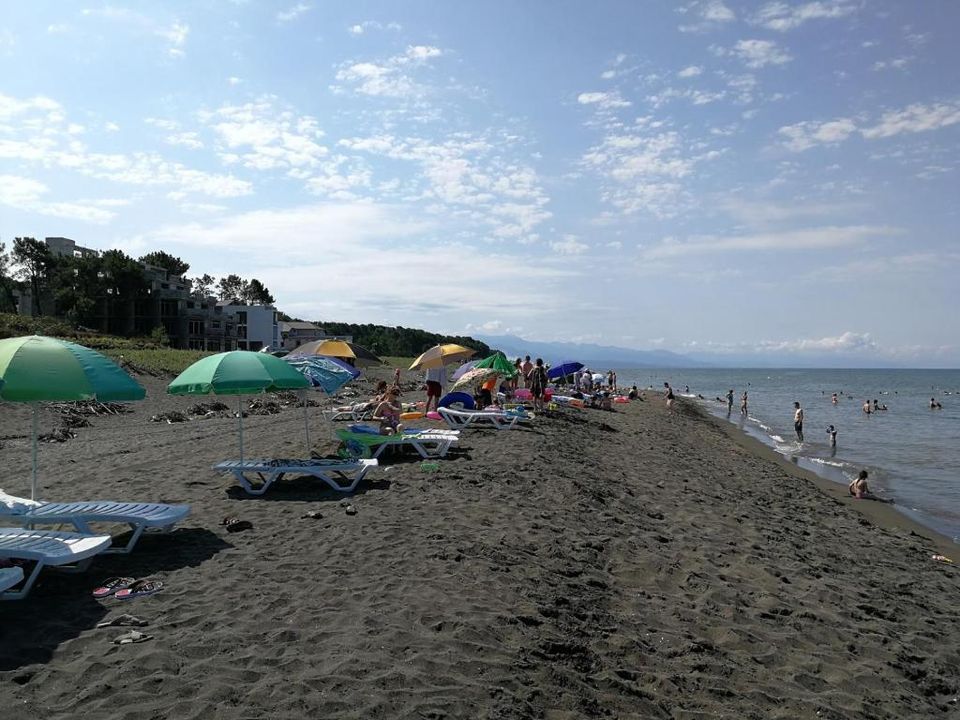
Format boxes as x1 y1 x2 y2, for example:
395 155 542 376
132 203 574 324
752 1 857 32
678 1 736 32
872 57 913 72
166 131 203 150
757 331 878 353
861 102 960 139
0 174 115 223
778 118 857 151
157 21 189 58
277 3 311 23
576 91 631 110
648 87 726 108
202 97 328 171
348 20 402 35
228 76 243 86
730 39 792 68
677 66 703 78
333 46 443 98
550 235 589 255
641 225 899 259
779 101 960 151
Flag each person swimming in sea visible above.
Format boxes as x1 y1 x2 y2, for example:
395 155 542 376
831 392 838 405
848 470 893 503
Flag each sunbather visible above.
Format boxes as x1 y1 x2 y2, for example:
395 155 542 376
373 387 403 434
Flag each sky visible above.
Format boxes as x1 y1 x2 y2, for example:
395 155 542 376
1 1 958 367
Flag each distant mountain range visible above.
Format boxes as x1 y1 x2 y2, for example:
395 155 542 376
474 334 710 369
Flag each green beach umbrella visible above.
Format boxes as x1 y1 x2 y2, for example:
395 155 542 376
474 351 518 378
0 335 146 499
167 351 309 462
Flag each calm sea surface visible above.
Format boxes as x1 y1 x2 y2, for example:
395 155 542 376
616 368 960 544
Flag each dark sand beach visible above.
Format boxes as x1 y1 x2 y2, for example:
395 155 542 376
1 369 958 719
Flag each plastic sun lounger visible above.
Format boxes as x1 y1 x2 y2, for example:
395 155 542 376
213 458 379 496
0 528 112 600
335 428 459 460
0 500 191 555
323 403 373 422
0 566 24 593
437 406 520 430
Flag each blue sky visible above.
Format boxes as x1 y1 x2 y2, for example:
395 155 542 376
1 1 958 366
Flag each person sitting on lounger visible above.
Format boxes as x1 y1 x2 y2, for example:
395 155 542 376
373 388 403 434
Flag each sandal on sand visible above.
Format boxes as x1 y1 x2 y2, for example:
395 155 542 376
97 614 149 628
115 579 163 600
112 630 153 645
221 516 253 533
92 577 135 599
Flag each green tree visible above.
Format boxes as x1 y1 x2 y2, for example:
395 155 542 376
190 273 215 298
53 254 104 327
12 237 54 316
139 251 190 277
217 274 248 302
0 241 18 313
101 249 148 299
244 278 275 305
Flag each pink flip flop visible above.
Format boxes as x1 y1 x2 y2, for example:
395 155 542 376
92 577 135 599
115 579 164 600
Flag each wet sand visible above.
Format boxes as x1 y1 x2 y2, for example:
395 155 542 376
1 370 958 719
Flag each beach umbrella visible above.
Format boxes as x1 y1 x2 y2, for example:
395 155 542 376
449 367 502 394
289 339 381 368
474 351 518 378
409 343 476 371
285 355 361 449
547 361 584 381
450 359 481 381
168 351 309 463
0 335 146 499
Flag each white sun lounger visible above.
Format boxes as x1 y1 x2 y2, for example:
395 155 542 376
323 403 373 422
0 501 191 555
336 429 459 460
438 406 521 430
214 458 379 496
0 528 112 600
0 566 24 593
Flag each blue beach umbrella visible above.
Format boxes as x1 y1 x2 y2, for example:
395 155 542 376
286 355 360 395
547 361 584 381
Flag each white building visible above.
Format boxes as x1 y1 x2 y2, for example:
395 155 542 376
221 303 280 352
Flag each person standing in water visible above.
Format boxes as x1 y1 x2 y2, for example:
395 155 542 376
826 425 837 447
740 390 748 416
726 389 734 413
793 401 804 442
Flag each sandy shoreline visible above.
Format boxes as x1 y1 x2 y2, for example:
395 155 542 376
1 370 959 718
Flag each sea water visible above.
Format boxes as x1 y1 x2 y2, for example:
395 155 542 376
618 368 960 544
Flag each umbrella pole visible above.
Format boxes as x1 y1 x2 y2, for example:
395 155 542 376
31 404 39 500
237 395 244 464
302 389 311 455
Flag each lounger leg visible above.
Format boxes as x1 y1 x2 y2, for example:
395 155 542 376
104 523 145 555
1 561 44 601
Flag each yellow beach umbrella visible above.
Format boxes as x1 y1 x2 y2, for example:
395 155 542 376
289 339 382 367
409 343 476 371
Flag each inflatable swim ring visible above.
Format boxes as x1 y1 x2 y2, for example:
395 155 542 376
438 391 475 410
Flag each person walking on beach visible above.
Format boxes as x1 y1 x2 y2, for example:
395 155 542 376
740 390 748 416
528 358 549 412
423 365 446 415
726 389 734 413
520 355 533 388
793 401 804 442
664 382 675 410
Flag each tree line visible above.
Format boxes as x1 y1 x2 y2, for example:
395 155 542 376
0 238 275 328
310 320 490 359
